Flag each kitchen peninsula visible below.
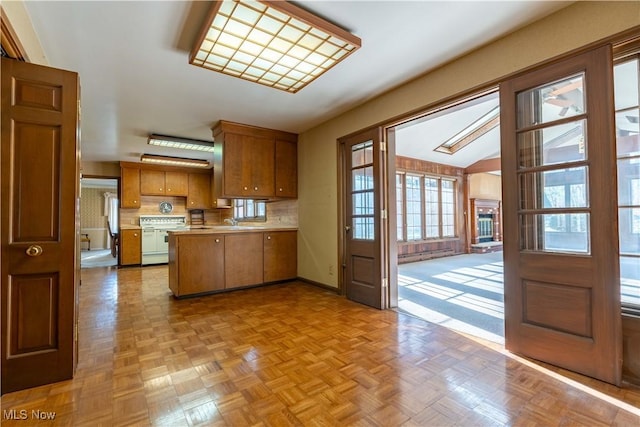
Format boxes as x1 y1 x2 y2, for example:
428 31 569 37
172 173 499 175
168 226 297 297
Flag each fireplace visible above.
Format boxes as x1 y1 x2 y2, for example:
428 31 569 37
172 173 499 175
470 199 502 252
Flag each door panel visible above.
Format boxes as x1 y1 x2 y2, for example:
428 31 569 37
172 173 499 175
342 128 386 309
1 58 79 393
500 46 621 385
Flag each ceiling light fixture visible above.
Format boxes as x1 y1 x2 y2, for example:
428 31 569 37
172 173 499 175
190 0 361 93
148 134 215 152
140 154 210 168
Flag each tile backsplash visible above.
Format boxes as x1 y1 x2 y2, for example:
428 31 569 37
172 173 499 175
120 197 297 227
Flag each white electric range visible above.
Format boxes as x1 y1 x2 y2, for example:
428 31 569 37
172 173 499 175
139 215 187 265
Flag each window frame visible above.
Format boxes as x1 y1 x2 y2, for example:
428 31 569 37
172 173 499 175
396 171 458 242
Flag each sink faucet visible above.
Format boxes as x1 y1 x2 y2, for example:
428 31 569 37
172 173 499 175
224 218 238 226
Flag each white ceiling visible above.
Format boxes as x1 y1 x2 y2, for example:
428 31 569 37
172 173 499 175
23 1 571 165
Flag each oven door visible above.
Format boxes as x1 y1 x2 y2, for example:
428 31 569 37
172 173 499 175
158 229 169 253
141 228 157 254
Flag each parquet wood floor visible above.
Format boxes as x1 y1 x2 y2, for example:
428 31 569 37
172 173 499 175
2 266 639 426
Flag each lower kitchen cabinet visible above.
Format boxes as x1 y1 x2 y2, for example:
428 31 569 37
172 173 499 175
225 233 264 289
120 228 141 265
169 234 224 297
264 231 297 282
168 230 296 297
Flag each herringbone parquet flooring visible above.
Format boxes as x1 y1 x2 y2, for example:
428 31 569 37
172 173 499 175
1 266 639 426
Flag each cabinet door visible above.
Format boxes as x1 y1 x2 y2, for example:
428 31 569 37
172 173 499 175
223 134 274 197
175 235 224 296
120 229 141 265
140 169 165 195
165 171 188 196
225 233 263 288
187 173 211 209
275 139 297 198
121 167 141 208
264 231 297 282
248 136 275 197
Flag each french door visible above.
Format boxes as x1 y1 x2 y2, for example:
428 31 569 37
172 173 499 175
341 128 387 309
500 45 622 385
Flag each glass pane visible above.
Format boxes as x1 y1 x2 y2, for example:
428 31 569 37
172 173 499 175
616 108 640 158
353 216 374 240
621 256 640 306
396 174 404 241
619 208 640 254
614 58 639 111
519 167 588 210
441 180 455 237
517 73 585 129
352 141 373 167
518 120 586 168
352 166 373 191
520 213 590 254
352 191 374 215
424 177 439 238
617 161 640 206
406 175 422 240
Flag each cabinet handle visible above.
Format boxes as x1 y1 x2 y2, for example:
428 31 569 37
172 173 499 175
279 188 283 192
26 245 43 257
133 200 138 204
134 233 138 237
159 188 163 191
254 187 258 191
267 236 271 240
243 186 248 191
215 238 220 243
167 188 171 192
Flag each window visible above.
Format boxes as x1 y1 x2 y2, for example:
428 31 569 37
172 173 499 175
396 173 404 240
233 199 266 222
614 53 640 309
396 172 457 241
405 175 422 240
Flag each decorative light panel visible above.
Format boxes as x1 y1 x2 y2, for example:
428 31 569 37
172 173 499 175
190 0 361 93
148 134 215 152
140 154 210 168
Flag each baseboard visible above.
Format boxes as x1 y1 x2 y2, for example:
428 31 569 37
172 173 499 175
296 277 340 294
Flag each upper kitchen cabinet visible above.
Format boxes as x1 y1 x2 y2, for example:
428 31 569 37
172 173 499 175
275 139 297 198
187 172 211 209
140 169 188 196
212 121 298 199
121 166 141 208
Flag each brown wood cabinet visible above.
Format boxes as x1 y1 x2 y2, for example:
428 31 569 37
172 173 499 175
264 230 297 282
121 166 141 208
168 229 296 297
275 139 297 198
120 229 141 265
225 233 264 289
187 173 211 209
212 121 297 200
140 169 188 196
169 234 224 297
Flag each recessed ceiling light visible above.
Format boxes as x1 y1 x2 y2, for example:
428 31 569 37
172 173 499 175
148 134 215 152
140 154 210 168
190 0 361 93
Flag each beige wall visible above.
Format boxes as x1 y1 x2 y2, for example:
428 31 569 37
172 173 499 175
297 1 640 288
469 173 502 201
82 161 120 177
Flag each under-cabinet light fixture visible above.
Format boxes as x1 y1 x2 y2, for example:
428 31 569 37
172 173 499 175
148 134 215 152
140 154 210 168
189 0 361 93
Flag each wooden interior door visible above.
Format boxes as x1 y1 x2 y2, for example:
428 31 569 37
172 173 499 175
500 45 622 385
342 128 386 309
1 58 80 393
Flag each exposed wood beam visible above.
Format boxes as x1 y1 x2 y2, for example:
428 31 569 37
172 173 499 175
465 157 501 174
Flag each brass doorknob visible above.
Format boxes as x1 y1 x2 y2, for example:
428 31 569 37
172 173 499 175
26 245 43 257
